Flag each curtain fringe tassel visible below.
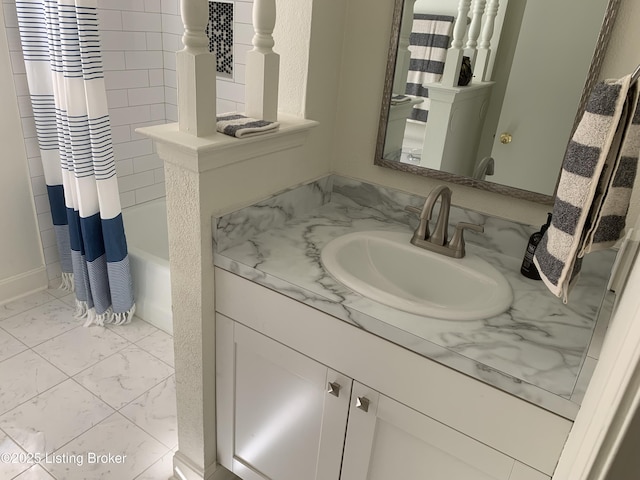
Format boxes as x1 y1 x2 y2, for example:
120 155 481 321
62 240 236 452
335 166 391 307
80 304 136 327
60 272 74 292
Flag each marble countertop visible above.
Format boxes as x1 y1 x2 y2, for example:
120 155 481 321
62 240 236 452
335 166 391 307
213 176 615 419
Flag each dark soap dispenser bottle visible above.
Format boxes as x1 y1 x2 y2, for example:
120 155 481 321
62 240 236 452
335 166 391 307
520 213 552 280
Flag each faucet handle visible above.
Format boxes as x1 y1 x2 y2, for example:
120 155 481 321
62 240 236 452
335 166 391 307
449 222 484 258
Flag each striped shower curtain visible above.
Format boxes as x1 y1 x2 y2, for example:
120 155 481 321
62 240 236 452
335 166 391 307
16 0 135 326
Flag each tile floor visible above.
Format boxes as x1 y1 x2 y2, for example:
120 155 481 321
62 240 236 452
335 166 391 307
0 289 177 480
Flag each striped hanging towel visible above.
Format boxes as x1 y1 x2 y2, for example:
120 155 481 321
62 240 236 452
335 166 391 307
533 75 640 302
405 14 455 123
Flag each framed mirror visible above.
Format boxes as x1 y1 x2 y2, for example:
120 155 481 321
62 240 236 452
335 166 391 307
375 0 622 204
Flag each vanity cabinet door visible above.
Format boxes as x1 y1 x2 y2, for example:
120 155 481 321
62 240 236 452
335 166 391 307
340 382 515 480
216 314 352 480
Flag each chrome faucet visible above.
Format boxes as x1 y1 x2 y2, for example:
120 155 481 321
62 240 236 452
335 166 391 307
404 185 484 258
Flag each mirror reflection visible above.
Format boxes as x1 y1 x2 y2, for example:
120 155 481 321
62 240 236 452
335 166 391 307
379 0 610 197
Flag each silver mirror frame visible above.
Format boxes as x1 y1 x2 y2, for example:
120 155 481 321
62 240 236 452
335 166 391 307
374 0 622 205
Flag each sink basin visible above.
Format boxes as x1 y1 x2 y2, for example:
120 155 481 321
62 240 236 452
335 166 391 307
320 230 513 321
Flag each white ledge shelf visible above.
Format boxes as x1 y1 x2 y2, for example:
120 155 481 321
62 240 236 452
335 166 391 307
137 114 319 173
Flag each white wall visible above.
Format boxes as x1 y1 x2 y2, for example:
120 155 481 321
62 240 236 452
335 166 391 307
0 4 46 303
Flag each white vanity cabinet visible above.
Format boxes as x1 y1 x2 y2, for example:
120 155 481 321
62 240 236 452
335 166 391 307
215 268 563 480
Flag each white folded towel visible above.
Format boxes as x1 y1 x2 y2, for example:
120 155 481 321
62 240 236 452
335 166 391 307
216 113 280 138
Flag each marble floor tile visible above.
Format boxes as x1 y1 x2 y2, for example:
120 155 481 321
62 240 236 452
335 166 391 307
136 330 174 367
0 300 79 348
14 464 55 479
0 379 114 455
0 328 28 363
44 413 168 480
121 375 177 449
0 430 32 479
74 346 174 410
106 316 159 343
0 291 55 321
0 350 67 416
34 326 130 376
133 447 175 480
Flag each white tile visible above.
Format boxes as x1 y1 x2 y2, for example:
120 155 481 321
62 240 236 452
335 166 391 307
101 31 147 51
105 70 150 91
106 316 159 343
110 105 151 127
120 191 137 209
45 263 62 282
0 328 27 362
27 156 44 179
34 326 130 376
0 350 67 415
122 12 162 32
114 138 154 161
165 104 178 122
217 79 245 103
14 464 55 479
3 3 19 28
102 51 126 71
163 67 177 88
124 51 164 71
74 346 173 409
133 153 163 173
9 50 26 74
24 137 39 158
34 194 50 214
136 330 174 367
21 116 37 138
5 26 22 52
116 158 134 177
161 13 183 35
146 32 163 50
217 98 238 115
235 2 252 24
43 245 59 265
97 0 145 12
134 448 175 480
16 95 33 118
0 291 55 321
39 229 57 250
160 0 178 15
234 22 255 45
161 32 182 52
111 124 132 144
148 68 164 87
30 175 47 196
118 171 155 193
234 43 253 65
149 103 166 120
36 212 54 232
144 0 162 13
45 413 167 480
0 431 31 478
127 85 165 106
162 52 176 71
97 9 122 30
121 375 177 448
135 182 166 204
154 167 165 184
107 89 129 109
164 85 177 105
0 298 80 347
0 379 113 454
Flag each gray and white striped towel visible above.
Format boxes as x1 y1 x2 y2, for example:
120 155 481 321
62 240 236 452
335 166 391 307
216 113 280 138
533 75 640 302
405 14 454 123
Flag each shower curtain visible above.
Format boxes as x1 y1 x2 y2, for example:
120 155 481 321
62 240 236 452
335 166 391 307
16 0 135 326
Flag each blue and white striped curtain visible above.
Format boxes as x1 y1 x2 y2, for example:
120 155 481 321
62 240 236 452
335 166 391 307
16 0 135 326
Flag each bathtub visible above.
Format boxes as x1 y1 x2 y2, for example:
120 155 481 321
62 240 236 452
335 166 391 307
122 198 172 334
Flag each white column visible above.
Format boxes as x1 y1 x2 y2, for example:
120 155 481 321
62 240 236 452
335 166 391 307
245 0 280 122
465 0 487 66
441 0 471 86
474 0 499 81
178 0 217 137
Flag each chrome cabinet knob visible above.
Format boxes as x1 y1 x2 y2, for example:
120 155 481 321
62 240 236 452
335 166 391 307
499 132 512 144
356 396 370 412
328 382 341 397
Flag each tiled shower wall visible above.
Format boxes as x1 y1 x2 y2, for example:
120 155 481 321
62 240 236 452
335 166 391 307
2 0 254 285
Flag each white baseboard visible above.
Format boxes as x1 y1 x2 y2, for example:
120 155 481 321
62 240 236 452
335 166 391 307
171 451 236 480
0 267 48 305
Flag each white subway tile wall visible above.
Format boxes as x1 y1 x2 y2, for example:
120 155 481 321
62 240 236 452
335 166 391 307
3 0 255 284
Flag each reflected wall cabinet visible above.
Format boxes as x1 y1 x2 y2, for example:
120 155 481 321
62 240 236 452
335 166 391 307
215 269 564 480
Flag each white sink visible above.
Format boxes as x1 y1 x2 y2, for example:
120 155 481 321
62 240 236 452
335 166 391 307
320 230 513 321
